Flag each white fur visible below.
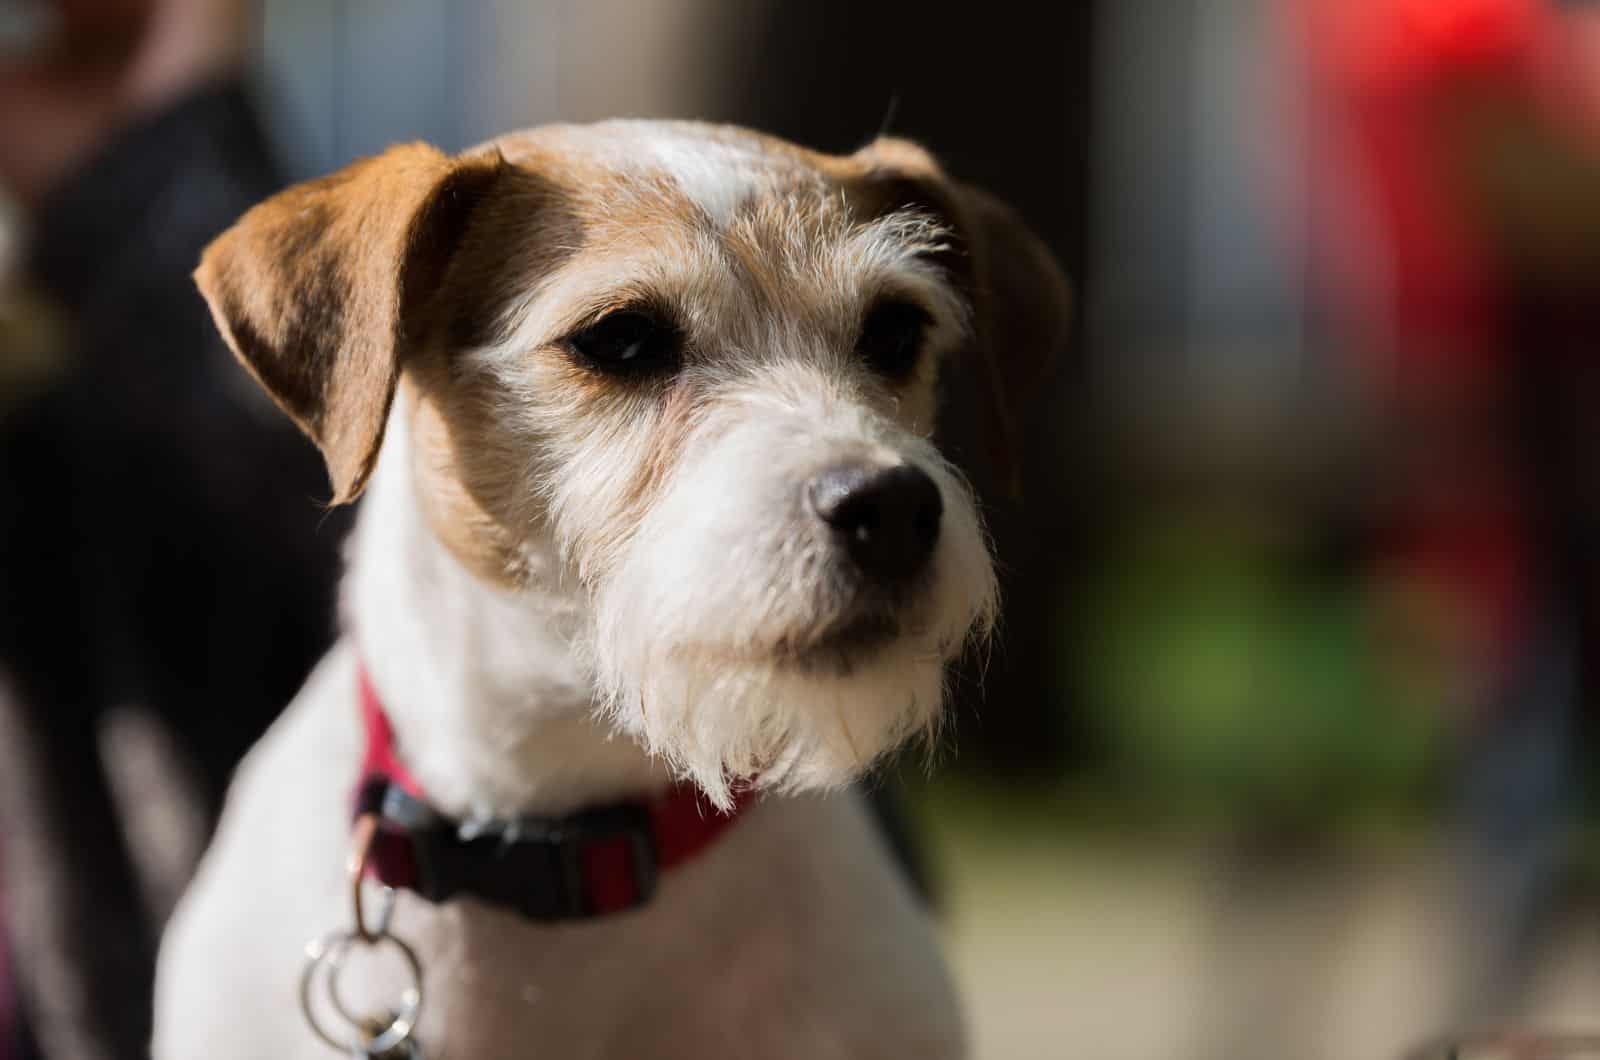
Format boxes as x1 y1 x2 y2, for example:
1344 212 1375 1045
154 418 969 1060
156 120 993 1059
462 276 991 808
347 404 672 820
448 159 993 808
591 360 995 807
639 128 759 227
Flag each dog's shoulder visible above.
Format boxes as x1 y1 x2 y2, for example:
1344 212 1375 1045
153 644 360 1059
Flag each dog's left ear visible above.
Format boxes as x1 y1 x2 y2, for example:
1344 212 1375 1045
853 139 1073 499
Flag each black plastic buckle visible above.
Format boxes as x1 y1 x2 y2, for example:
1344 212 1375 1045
358 776 662 921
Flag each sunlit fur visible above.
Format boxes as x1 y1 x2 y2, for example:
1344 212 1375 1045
439 135 999 807
155 120 1056 1060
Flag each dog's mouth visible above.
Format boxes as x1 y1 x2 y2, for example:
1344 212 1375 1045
771 611 903 672
657 609 907 675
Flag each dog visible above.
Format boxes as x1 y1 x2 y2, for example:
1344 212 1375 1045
152 120 1068 1059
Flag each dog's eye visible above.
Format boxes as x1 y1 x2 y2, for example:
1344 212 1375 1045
856 299 931 380
567 311 681 374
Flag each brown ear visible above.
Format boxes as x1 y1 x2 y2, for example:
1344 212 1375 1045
947 182 1073 501
194 142 510 504
850 139 1072 500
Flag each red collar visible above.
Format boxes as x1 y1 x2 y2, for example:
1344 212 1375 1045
355 666 749 919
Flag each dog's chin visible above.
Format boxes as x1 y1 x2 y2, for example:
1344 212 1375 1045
773 611 903 673
595 623 955 810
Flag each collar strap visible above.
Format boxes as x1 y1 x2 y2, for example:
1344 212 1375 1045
355 666 748 920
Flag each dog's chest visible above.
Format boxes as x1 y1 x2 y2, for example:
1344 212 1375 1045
391 805 963 1059
158 649 963 1059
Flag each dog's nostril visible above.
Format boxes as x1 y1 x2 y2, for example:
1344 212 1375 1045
807 463 943 585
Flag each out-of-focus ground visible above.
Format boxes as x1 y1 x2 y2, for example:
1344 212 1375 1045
911 780 1600 1060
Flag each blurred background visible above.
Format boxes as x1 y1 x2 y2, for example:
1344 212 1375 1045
4 1 1600 1058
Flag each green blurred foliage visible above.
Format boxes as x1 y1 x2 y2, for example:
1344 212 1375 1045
1073 511 1451 829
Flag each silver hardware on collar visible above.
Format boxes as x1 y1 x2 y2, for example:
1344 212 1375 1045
299 813 426 1057
299 926 423 1058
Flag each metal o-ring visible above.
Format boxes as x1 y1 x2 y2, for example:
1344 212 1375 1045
299 932 354 1054
299 929 424 1057
325 912 410 1034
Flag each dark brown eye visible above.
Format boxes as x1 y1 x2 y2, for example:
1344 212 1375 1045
567 311 681 375
856 299 930 379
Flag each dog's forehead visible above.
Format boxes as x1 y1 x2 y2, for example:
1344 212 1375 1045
484 120 884 229
463 121 966 354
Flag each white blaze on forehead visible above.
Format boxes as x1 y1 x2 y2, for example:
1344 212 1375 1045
542 121 794 228
634 129 774 228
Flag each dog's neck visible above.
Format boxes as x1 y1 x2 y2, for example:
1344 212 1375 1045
343 405 669 820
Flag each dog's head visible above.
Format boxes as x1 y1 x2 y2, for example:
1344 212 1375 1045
196 121 1069 806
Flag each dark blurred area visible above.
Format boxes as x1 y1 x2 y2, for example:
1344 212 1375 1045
3 1 1600 1058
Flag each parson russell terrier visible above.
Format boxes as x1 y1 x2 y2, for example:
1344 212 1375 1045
152 120 1068 1059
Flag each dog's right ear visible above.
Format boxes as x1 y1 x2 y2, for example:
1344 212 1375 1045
195 143 510 504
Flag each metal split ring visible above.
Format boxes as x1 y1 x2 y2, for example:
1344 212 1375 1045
297 811 423 1056
299 928 423 1057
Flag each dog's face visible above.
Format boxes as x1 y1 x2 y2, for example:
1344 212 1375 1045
196 121 1069 806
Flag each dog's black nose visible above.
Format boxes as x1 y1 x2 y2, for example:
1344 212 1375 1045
807 463 943 584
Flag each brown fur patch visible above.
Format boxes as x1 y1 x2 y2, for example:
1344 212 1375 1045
402 373 530 589
404 204 589 587
199 121 1067 599
841 138 1072 497
195 144 534 503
